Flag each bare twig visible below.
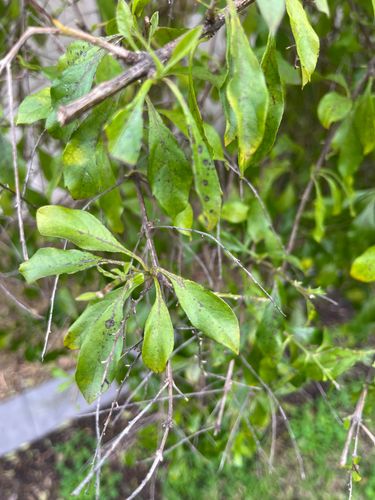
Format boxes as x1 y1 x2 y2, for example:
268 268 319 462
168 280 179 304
0 280 43 319
126 362 174 500
72 381 169 496
214 359 234 435
6 64 28 261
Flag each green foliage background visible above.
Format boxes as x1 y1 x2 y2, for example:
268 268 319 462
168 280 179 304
0 0 374 497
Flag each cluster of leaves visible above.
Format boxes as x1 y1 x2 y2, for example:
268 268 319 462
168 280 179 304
0 0 375 484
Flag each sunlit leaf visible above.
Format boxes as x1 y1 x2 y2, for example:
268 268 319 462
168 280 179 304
350 246 375 282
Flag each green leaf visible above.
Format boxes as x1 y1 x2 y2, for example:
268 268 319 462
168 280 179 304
350 246 375 282
203 123 225 161
226 4 269 174
285 0 320 87
63 103 114 198
164 27 202 73
132 0 150 16
354 87 375 155
332 115 363 185
16 87 51 125
221 201 249 224
317 92 352 129
116 0 137 49
105 80 152 165
75 291 124 403
167 273 240 354
19 248 100 283
147 100 192 218
250 35 284 165
256 300 283 358
142 280 174 372
314 0 330 16
166 80 222 230
313 181 326 243
37 205 128 254
256 0 285 34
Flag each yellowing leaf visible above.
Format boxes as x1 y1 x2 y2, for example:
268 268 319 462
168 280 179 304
142 280 174 372
226 5 269 173
350 246 375 282
286 0 320 87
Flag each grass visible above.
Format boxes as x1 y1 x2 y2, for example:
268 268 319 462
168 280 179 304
163 385 375 499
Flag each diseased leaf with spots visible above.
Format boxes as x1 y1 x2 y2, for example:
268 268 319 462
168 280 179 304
317 92 352 129
226 4 269 173
350 246 375 282
17 87 51 125
147 100 192 218
166 80 222 229
105 81 152 165
19 248 100 283
47 42 103 139
142 280 174 372
63 103 114 199
75 291 125 403
37 205 129 255
167 273 240 354
286 0 320 87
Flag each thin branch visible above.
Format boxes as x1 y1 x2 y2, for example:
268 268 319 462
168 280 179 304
214 359 234 435
0 280 43 319
125 362 174 500
72 381 169 496
6 64 28 261
57 0 256 125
